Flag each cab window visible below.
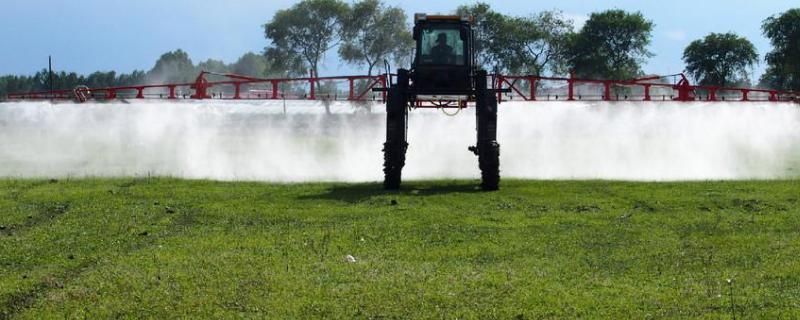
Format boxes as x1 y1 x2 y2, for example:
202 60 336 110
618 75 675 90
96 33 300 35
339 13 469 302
418 27 464 65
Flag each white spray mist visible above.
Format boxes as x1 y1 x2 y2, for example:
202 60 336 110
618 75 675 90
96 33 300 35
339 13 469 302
0 100 798 181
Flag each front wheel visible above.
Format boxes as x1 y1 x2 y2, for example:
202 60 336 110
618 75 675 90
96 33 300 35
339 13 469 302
382 86 408 190
475 70 500 191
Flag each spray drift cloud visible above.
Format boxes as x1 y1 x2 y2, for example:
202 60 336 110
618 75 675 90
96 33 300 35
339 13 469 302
0 100 798 181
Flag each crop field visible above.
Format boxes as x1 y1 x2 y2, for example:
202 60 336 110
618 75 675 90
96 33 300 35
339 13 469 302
1 178 799 318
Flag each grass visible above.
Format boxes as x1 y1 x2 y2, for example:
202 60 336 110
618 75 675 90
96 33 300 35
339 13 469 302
0 178 799 319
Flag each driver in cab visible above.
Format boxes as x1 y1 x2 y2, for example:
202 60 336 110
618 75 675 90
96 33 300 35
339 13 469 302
430 33 454 64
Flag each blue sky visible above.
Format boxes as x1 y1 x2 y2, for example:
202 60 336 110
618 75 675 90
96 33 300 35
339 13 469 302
1 0 796 79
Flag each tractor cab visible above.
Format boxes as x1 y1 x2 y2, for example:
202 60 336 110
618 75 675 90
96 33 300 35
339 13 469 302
412 14 475 97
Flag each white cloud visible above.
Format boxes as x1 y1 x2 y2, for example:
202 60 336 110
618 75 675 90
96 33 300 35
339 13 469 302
665 30 687 41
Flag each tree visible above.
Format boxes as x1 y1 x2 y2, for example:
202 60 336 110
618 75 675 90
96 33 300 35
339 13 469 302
49 71 86 91
263 0 348 79
507 11 574 76
0 77 6 98
264 47 306 77
455 4 574 76
116 70 147 86
339 0 412 76
231 52 269 78
0 76 20 98
683 33 757 87
760 8 800 91
456 3 514 72
565 10 654 80
196 59 229 73
86 71 117 88
147 49 196 83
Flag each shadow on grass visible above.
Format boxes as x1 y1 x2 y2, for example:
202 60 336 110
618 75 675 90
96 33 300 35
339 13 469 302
298 180 485 203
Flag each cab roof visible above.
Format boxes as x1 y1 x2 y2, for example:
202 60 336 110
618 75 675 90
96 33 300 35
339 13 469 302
414 13 474 23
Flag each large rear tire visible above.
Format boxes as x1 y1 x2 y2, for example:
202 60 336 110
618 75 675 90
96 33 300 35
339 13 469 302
383 70 409 190
475 70 500 191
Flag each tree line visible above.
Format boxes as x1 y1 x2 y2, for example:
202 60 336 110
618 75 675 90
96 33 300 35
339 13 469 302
1 2 798 98
0 50 270 97
264 1 798 90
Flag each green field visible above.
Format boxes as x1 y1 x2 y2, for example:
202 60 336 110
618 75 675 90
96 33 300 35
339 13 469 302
1 178 798 319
